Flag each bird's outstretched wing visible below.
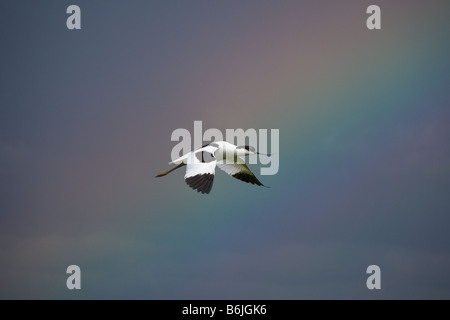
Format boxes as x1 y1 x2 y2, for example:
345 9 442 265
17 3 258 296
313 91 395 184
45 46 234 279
184 146 218 194
217 157 265 186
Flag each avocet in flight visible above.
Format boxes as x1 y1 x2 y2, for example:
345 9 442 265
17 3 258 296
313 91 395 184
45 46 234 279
156 141 267 194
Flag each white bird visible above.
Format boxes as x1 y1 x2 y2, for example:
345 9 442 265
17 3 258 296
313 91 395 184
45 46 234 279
156 141 268 194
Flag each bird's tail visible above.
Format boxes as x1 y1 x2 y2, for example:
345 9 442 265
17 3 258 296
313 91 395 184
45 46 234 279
155 163 185 177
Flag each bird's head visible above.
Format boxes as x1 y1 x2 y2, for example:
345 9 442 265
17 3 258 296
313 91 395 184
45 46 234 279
236 145 272 157
236 145 256 156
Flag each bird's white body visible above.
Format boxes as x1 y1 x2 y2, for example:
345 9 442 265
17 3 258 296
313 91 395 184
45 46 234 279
169 141 249 165
157 141 266 194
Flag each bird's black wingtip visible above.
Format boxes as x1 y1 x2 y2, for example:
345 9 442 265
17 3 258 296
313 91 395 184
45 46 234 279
185 173 214 194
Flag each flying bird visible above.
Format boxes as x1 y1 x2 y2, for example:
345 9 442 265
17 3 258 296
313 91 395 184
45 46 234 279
156 141 268 194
